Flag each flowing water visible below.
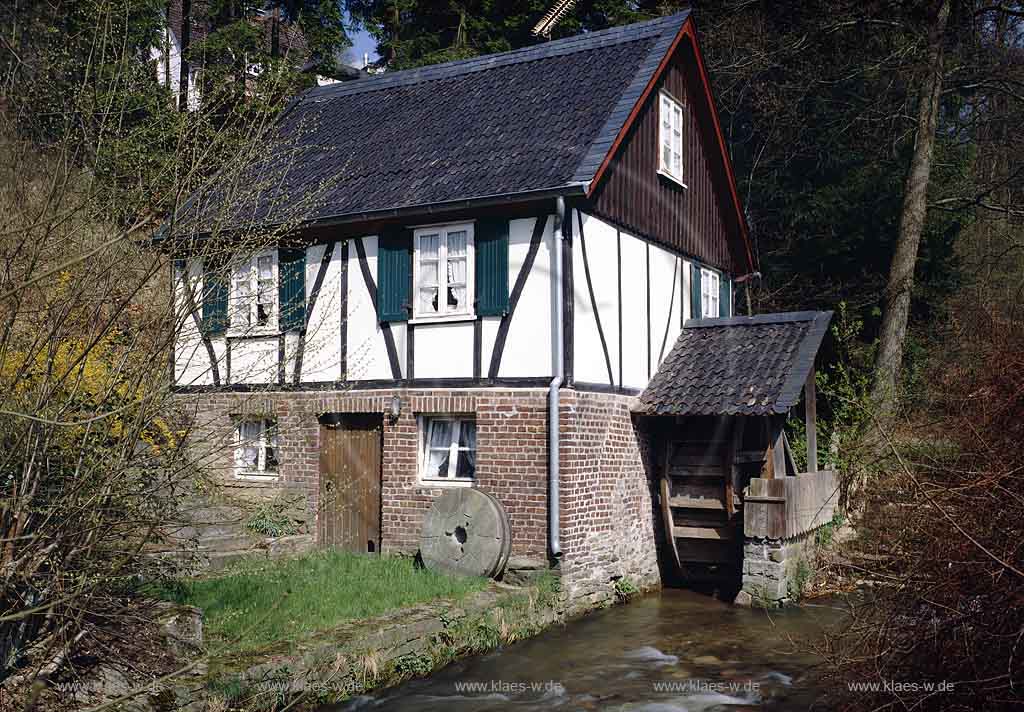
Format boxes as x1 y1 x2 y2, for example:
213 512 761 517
332 588 844 711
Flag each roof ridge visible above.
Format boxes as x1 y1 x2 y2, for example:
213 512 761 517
302 12 689 102
685 311 830 328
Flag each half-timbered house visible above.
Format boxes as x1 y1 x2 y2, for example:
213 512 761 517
170 11 833 606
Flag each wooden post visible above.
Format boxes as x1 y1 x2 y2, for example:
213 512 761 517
805 369 818 473
766 416 786 480
727 417 746 516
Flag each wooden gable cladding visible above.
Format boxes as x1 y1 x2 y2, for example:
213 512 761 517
585 36 748 275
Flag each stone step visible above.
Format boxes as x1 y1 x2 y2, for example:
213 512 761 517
204 549 264 572
195 533 262 553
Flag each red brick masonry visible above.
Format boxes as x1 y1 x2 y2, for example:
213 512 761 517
176 387 662 606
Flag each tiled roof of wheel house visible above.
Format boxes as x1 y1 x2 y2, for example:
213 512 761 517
179 9 747 252
635 312 833 416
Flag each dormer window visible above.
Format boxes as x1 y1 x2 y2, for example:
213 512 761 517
658 91 685 186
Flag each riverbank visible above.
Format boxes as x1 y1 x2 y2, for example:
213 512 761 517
195 572 565 710
159 550 488 657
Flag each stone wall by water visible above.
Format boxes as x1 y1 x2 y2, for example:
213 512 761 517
737 535 817 606
557 391 662 613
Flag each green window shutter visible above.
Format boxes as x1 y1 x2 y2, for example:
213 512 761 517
690 262 702 320
201 258 228 336
719 276 731 317
377 228 412 322
279 247 306 332
474 218 509 316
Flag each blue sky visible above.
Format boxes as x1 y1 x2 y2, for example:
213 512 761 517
347 19 378 66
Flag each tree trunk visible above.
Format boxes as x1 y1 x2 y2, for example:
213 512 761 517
178 0 191 112
871 0 951 416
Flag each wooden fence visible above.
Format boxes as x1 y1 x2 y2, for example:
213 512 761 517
743 470 839 539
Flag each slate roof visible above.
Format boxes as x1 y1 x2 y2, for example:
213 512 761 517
182 12 691 231
635 311 833 417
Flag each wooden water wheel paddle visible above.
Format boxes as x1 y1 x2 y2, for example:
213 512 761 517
420 489 511 578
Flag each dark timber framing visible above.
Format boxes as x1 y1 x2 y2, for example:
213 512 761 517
576 210 615 386
354 237 402 380
406 324 415 380
616 229 623 388
487 215 547 379
645 242 651 380
659 257 679 363
176 266 221 387
339 241 349 380
277 335 286 384
224 338 231 384
473 319 482 379
293 240 336 385
172 378 642 395
174 376 556 393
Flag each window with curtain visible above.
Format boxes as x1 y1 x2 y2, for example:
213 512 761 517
231 250 277 332
700 268 720 318
658 91 684 185
419 417 477 483
234 417 279 479
413 224 474 320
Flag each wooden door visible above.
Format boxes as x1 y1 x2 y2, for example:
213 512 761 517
319 414 382 553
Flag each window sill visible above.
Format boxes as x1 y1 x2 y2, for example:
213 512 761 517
409 314 477 326
235 472 280 482
418 477 475 488
226 328 282 340
657 169 688 190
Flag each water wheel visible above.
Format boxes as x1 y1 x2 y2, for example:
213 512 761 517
420 489 511 578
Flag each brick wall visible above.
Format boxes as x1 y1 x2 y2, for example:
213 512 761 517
175 388 549 559
175 386 663 606
557 390 662 611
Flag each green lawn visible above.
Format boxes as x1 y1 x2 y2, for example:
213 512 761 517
159 550 487 654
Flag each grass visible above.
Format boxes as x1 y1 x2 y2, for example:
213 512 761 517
157 550 487 655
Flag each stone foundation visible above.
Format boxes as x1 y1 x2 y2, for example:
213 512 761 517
738 534 817 607
557 391 662 613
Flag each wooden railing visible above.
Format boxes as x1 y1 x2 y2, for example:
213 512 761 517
743 470 839 539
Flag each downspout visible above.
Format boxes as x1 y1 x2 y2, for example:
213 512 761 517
548 196 566 558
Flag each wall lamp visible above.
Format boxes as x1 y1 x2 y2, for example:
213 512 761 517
387 395 402 424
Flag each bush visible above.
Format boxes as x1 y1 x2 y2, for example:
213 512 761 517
825 318 1024 709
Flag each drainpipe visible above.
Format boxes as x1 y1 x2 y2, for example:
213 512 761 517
548 196 566 559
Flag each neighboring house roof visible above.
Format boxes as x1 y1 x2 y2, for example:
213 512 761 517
178 10 749 256
635 311 833 416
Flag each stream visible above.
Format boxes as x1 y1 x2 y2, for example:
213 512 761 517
332 588 845 711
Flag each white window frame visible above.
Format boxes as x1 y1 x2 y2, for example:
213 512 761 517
234 417 279 481
229 249 278 335
658 90 686 187
418 416 477 486
701 268 721 318
411 223 475 323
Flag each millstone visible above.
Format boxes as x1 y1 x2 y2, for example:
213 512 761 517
420 489 511 579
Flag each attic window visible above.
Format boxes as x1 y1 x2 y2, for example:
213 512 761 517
658 91 685 187
700 268 720 318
